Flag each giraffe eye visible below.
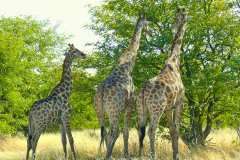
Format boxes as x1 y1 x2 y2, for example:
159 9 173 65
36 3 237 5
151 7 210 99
70 49 77 54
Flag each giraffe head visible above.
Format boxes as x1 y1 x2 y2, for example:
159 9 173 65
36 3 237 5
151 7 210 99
65 43 86 59
117 13 147 68
172 7 187 36
166 7 187 71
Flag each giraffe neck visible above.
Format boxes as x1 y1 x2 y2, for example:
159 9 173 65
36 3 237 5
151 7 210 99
50 55 73 98
61 55 73 84
165 14 186 71
118 16 146 73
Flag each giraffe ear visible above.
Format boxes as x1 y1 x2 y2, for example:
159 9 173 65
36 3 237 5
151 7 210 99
68 43 75 50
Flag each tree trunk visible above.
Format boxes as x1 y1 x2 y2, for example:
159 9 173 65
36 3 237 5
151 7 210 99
182 95 214 146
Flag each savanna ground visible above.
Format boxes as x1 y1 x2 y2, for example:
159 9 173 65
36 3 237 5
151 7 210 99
0 128 240 160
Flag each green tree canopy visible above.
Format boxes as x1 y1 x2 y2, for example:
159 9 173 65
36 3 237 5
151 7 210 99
0 1 240 144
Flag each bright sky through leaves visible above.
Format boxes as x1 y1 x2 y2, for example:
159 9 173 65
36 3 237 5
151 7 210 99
0 0 102 53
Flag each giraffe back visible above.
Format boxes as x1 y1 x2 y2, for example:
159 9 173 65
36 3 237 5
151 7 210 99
29 95 69 132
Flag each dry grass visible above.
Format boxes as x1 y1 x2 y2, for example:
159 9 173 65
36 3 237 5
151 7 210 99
0 128 240 160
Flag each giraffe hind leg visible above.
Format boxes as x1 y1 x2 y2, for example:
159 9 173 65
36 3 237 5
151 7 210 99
106 126 119 160
106 113 120 160
100 126 107 150
31 133 41 160
26 134 32 160
148 119 158 159
148 109 162 160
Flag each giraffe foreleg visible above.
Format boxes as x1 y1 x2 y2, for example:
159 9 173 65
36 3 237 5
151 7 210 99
62 113 77 160
167 110 180 160
60 124 67 160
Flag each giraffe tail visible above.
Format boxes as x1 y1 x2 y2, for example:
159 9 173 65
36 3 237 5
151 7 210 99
26 124 32 160
138 89 146 154
100 126 106 149
96 85 106 152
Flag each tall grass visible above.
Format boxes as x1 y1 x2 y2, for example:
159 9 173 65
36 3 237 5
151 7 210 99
0 128 240 160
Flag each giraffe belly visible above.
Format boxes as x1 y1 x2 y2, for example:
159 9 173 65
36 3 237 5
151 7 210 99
103 88 127 114
30 101 61 133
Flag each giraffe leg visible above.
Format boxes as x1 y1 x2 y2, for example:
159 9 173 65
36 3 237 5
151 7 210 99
106 113 120 160
61 124 67 160
26 135 31 160
123 106 131 158
106 126 119 159
62 114 77 160
148 110 161 160
167 97 183 160
31 133 41 160
167 110 180 160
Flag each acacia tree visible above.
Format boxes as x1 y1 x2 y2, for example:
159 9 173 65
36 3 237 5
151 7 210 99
181 1 240 145
87 0 240 146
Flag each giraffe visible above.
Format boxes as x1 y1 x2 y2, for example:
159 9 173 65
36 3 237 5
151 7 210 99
137 8 187 160
94 14 147 159
26 44 86 160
